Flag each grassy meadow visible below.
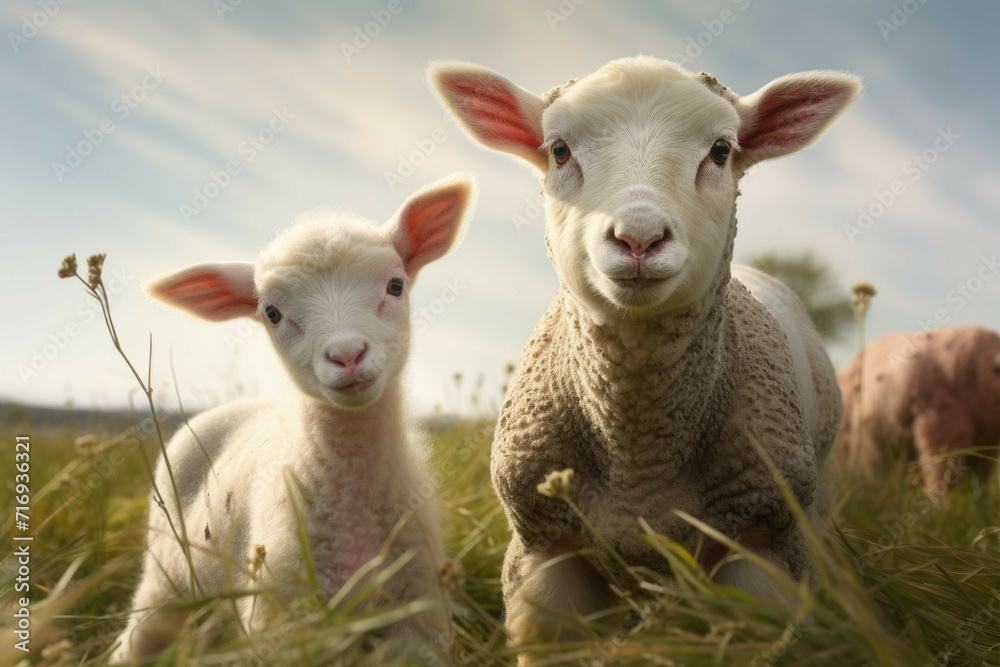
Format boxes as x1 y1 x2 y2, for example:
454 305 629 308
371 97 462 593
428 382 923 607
1 392 999 667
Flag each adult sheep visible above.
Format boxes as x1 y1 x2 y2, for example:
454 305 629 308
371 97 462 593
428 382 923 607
836 325 1000 495
430 56 859 652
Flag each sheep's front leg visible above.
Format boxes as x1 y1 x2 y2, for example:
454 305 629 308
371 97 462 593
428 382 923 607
912 396 973 497
502 535 617 665
110 570 187 664
713 544 794 603
374 548 453 663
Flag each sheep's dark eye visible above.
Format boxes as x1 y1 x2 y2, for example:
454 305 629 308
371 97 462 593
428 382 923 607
551 140 571 166
709 139 731 165
387 277 404 297
264 304 281 324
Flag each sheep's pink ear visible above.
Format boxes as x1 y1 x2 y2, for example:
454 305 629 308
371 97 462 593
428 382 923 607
390 174 477 276
735 71 861 169
429 61 548 172
145 262 257 322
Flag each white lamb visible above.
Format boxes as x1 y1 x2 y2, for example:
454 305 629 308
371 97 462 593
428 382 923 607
111 174 476 663
430 57 859 656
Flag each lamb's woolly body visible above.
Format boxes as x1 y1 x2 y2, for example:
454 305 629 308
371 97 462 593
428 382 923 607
493 212 840 587
124 387 441 634
112 176 476 662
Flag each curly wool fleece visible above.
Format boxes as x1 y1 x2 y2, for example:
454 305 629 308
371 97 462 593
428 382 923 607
492 208 842 586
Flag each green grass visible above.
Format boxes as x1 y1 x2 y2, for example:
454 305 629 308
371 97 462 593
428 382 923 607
2 407 999 666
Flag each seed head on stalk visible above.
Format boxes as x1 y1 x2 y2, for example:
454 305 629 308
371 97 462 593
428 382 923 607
58 251 202 596
849 281 877 474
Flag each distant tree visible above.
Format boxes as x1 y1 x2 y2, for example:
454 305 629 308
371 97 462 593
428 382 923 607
747 252 853 343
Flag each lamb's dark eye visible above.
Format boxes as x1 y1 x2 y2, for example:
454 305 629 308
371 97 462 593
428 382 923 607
264 304 281 324
709 139 731 165
387 277 404 297
551 140 571 166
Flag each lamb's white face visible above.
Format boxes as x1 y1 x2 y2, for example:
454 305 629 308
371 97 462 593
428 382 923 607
541 62 739 317
256 236 410 409
147 174 474 411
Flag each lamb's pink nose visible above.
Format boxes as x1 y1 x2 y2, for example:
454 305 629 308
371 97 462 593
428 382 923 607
327 345 367 371
614 231 665 258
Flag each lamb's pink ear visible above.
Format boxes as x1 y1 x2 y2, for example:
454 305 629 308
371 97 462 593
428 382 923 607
429 61 548 172
735 71 861 169
145 262 257 322
390 174 477 276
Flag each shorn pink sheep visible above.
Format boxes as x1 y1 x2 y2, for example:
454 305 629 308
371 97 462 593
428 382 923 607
837 325 1000 495
111 174 476 663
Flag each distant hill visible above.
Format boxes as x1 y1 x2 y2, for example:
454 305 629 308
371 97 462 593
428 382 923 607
0 401 483 443
0 402 183 439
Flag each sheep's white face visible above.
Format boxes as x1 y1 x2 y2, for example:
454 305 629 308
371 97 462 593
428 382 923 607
431 56 860 322
541 63 740 317
256 235 411 409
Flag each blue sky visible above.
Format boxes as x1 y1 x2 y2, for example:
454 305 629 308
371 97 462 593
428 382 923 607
1 0 998 415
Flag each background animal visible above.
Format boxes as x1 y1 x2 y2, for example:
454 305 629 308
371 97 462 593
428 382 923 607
111 174 476 663
430 56 859 657
836 325 1000 495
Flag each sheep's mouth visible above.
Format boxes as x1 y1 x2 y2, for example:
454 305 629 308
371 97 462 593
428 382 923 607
602 264 679 290
608 276 668 290
330 376 376 394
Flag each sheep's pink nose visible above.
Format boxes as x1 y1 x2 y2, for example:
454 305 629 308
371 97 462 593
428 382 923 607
614 231 665 258
326 345 367 370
